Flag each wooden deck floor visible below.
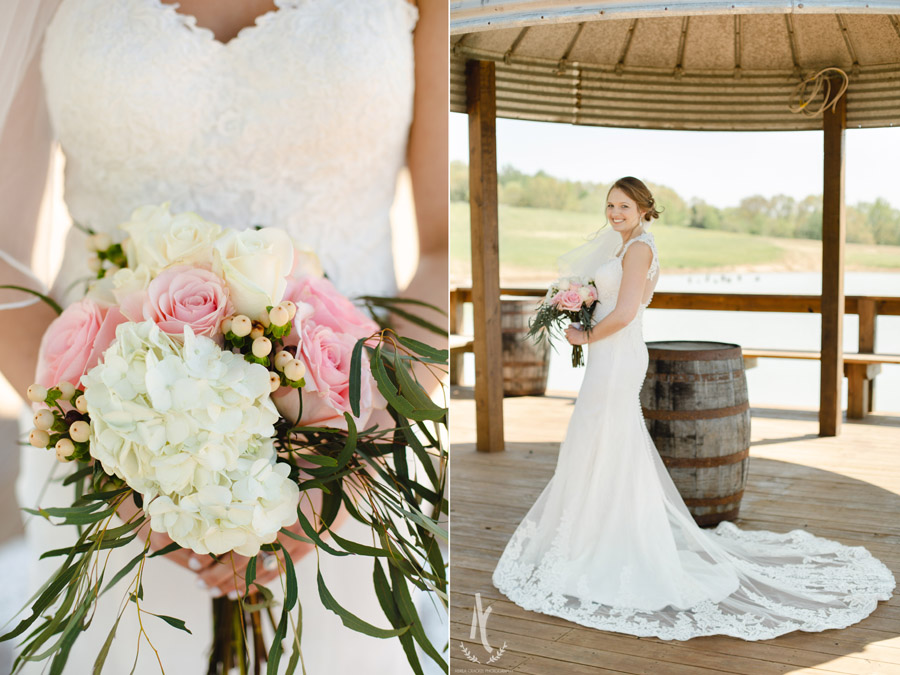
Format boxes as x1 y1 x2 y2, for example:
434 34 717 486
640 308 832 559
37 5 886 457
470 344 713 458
450 386 900 675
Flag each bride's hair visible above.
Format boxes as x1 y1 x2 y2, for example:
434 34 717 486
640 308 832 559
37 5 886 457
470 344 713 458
608 177 662 223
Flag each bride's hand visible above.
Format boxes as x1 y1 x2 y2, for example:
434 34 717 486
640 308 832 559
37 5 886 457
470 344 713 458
565 325 587 346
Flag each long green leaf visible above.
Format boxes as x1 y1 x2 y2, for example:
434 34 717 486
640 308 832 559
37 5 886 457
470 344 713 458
396 336 449 362
93 610 124 675
373 560 424 675
388 563 448 671
325 528 388 558
378 305 447 337
356 295 448 317
292 509 348 557
100 550 146 596
283 548 297 613
397 508 448 541
0 565 79 642
90 517 144 542
147 542 182 558
0 285 63 315
40 532 138 559
393 350 446 418
349 338 365 418
49 587 97 675
316 568 410 638
266 609 287 675
152 614 192 634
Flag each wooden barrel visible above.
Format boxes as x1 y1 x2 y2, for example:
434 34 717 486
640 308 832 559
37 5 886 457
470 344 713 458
501 297 551 397
640 341 751 527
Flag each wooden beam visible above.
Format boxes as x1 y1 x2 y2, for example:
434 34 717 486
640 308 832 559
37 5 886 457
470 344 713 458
819 76 847 437
451 288 900 316
466 60 505 452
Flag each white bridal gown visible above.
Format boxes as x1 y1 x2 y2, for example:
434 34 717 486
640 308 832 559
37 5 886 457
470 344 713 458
492 230 896 641
6 0 438 673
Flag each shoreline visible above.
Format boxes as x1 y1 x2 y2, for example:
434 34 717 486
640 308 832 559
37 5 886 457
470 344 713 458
451 264 900 288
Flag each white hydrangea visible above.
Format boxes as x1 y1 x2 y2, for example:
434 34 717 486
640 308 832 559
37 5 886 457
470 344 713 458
82 321 300 556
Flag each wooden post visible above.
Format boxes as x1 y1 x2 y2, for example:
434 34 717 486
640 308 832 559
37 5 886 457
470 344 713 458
819 76 846 437
858 297 876 412
466 60 505 452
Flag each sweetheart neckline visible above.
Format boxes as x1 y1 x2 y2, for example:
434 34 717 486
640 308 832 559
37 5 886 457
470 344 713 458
148 0 294 48
148 0 417 49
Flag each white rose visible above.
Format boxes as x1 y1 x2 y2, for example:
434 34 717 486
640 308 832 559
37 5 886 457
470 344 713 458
84 275 116 306
577 286 591 303
213 227 295 318
289 240 325 279
121 203 222 274
558 279 571 291
109 265 152 305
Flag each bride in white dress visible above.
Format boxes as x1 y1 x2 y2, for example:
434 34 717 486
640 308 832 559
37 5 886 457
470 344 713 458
491 176 895 640
0 0 448 672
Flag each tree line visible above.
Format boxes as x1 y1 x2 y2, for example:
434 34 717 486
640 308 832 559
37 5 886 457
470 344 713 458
450 161 900 246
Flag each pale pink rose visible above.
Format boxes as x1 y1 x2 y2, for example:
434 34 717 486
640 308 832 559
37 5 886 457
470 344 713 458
36 299 127 389
273 321 383 430
121 265 231 340
555 289 585 313
282 275 379 341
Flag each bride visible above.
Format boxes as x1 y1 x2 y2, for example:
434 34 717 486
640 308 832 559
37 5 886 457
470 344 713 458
0 0 447 672
491 176 895 640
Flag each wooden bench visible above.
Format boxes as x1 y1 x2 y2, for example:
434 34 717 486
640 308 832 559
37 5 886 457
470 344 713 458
741 348 900 419
450 334 475 385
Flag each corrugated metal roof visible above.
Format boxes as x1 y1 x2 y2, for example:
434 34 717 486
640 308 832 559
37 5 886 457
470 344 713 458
450 2 900 130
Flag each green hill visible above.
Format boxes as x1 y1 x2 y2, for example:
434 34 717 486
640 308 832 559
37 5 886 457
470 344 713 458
451 203 900 281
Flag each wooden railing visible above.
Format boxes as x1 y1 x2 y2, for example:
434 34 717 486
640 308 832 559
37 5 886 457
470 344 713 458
450 287 900 418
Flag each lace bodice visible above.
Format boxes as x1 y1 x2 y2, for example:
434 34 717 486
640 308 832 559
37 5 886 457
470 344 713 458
593 231 660 321
40 0 417 303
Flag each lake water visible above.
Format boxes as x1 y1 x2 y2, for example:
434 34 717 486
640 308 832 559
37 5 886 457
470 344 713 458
460 271 900 413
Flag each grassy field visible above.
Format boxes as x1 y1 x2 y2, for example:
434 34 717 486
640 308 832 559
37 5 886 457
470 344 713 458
451 202 900 283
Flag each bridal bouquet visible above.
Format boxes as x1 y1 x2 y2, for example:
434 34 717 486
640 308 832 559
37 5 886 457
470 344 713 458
526 276 598 367
1 204 448 675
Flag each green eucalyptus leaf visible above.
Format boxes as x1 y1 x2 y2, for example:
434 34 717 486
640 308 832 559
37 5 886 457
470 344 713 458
317 568 409 639
0 285 63 315
152 614 192 634
348 338 365 418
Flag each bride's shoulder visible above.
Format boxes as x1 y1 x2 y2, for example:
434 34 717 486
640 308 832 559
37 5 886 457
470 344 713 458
636 230 658 251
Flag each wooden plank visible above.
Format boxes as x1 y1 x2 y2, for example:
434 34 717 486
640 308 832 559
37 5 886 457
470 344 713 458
819 75 847 437
466 59 505 452
450 390 900 675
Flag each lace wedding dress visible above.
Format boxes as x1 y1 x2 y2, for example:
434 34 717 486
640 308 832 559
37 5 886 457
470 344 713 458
11 0 432 672
492 230 896 641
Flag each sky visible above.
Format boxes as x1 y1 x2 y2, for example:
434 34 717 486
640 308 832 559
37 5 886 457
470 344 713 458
449 113 900 210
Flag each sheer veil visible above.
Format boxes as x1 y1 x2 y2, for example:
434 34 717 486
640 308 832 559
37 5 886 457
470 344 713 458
0 0 64 309
557 215 653 279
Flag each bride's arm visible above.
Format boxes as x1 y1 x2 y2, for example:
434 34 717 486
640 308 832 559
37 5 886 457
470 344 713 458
0 46 63 395
392 0 449 390
566 242 653 345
